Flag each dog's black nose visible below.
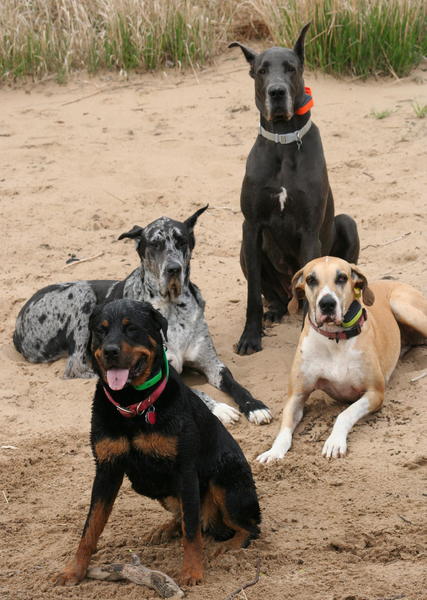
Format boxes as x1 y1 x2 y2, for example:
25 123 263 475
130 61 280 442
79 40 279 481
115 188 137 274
167 263 182 276
319 294 336 314
268 85 286 99
103 344 120 359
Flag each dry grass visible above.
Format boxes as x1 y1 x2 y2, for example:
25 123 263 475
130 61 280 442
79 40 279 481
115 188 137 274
0 0 425 82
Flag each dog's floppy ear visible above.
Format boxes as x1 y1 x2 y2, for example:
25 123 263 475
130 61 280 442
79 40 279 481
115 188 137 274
184 204 208 231
118 225 146 256
350 264 375 306
293 22 311 65
288 267 305 314
149 305 168 342
228 42 258 77
118 225 143 241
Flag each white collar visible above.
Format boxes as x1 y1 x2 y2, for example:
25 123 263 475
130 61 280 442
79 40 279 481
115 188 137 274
259 119 312 147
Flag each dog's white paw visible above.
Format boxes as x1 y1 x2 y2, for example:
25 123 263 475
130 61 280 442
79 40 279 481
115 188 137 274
248 408 273 425
256 429 292 463
213 403 240 425
322 434 347 459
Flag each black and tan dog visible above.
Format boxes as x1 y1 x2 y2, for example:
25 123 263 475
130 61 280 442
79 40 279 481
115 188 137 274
55 299 260 587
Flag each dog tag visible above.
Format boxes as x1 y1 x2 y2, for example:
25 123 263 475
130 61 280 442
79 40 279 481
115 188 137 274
145 406 156 425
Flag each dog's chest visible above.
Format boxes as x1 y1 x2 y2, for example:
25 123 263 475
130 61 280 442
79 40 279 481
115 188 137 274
300 329 365 400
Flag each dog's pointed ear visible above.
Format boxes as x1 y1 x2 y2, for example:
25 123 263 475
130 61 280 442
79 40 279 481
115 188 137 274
288 268 305 314
149 305 168 342
228 42 258 77
184 204 208 231
118 225 143 241
293 22 311 64
350 264 375 306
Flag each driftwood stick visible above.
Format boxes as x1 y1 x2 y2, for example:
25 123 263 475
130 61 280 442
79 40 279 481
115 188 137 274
86 553 184 598
410 371 427 383
361 232 411 251
62 251 104 269
224 557 261 600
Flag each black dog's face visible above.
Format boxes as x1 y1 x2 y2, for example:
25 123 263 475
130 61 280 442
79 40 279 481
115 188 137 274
229 23 310 122
253 47 303 121
119 206 208 301
90 300 168 390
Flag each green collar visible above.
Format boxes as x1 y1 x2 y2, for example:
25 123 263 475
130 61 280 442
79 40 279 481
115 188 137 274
342 300 364 329
132 349 169 391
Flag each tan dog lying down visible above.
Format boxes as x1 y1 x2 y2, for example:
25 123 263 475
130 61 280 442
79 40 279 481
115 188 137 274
257 257 427 462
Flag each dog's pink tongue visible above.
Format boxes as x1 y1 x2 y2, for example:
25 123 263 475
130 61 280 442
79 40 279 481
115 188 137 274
106 369 129 390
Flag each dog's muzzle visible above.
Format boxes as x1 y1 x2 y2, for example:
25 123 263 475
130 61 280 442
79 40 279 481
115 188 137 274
266 83 292 120
165 261 183 299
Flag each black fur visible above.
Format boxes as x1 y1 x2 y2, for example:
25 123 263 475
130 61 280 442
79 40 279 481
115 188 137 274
55 299 261 587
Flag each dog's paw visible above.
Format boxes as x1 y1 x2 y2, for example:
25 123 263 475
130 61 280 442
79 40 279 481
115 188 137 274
234 331 262 355
256 430 292 463
53 568 85 586
263 309 285 327
179 567 203 586
322 434 347 459
144 520 181 545
213 403 240 425
248 408 273 425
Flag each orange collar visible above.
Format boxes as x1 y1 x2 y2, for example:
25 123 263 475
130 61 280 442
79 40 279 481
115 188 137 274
295 87 313 115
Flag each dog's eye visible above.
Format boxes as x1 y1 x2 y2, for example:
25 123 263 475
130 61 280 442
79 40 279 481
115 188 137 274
258 67 266 75
284 65 295 73
336 273 348 284
305 275 318 287
125 324 139 335
175 237 186 248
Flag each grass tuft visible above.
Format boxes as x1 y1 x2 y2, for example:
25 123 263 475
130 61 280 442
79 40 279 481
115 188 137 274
412 102 427 118
0 0 425 82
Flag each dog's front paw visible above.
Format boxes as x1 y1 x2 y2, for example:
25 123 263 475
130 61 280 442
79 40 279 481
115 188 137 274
248 408 273 425
54 565 86 586
322 434 347 459
179 566 203 586
234 330 262 356
257 430 292 463
213 403 240 425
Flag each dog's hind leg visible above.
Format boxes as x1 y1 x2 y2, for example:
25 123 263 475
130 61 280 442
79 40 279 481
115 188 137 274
145 497 182 545
260 253 290 326
330 214 360 264
390 284 427 341
186 325 272 424
209 478 260 553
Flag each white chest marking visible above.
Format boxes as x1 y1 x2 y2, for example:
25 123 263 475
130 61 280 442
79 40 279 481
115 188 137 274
278 187 287 211
301 328 365 396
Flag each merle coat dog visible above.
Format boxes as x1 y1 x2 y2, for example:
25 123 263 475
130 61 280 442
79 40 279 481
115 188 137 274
13 207 272 424
54 299 261 587
229 24 360 355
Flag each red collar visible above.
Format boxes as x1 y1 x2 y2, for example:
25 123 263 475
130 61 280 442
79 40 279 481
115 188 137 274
103 375 167 423
308 311 366 343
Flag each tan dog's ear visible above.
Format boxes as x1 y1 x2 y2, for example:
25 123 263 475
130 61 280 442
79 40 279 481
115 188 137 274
350 264 375 306
288 268 305 314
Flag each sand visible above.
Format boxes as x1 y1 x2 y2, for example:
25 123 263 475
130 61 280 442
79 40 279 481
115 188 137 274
0 52 426 600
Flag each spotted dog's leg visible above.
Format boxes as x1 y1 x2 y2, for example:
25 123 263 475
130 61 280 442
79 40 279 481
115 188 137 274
167 348 239 426
192 390 240 426
186 323 272 425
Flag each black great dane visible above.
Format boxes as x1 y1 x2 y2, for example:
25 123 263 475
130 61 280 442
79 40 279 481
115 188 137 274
229 24 360 355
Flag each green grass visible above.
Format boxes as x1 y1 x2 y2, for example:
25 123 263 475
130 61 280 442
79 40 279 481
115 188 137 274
370 109 392 120
262 0 427 78
0 0 425 82
412 102 427 118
